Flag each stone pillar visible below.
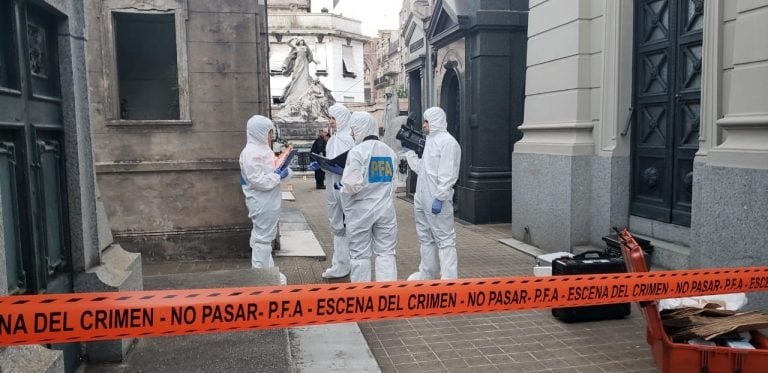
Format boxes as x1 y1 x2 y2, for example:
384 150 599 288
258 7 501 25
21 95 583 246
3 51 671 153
588 0 634 247
512 0 597 251
462 21 527 224
512 0 635 252
67 0 143 362
691 0 768 309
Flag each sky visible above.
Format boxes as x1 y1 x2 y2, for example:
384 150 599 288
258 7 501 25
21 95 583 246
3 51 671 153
311 0 403 37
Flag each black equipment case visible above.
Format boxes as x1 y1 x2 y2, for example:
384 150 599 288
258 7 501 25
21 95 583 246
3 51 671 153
551 251 631 323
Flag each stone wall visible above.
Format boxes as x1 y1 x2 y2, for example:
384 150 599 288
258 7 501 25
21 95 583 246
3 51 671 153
513 0 604 251
690 0 768 309
87 0 271 260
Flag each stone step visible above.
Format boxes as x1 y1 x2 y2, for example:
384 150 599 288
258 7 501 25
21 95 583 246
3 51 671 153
85 268 294 372
634 233 690 270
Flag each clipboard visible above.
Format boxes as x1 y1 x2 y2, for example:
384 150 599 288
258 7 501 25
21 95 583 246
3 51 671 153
309 151 348 172
274 144 297 171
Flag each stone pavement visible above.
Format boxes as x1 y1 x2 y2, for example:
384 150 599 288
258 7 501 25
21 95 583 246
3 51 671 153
144 177 658 372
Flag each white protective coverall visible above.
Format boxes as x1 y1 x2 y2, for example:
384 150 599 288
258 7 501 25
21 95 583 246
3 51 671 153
239 115 289 285
404 107 461 280
340 112 398 282
322 104 356 278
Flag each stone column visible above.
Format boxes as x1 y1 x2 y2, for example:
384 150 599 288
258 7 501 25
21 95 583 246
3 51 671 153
589 0 633 247
690 0 768 309
463 22 527 224
512 0 597 252
68 0 143 362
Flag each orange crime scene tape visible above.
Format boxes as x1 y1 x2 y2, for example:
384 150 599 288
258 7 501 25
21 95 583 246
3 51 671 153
2 267 768 346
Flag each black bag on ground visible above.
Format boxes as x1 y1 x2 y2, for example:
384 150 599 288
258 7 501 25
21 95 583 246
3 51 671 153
551 251 631 323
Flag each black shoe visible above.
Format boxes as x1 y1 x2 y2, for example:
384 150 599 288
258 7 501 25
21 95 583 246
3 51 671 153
317 186 326 190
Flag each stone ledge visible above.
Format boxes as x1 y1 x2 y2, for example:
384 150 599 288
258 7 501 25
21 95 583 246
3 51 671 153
95 160 239 174
498 237 547 258
634 233 690 270
75 244 143 363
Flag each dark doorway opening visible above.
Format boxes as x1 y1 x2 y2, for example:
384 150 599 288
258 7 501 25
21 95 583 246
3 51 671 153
441 69 461 214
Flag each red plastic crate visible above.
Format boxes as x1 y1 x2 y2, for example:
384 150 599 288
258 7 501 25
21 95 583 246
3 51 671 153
618 229 768 373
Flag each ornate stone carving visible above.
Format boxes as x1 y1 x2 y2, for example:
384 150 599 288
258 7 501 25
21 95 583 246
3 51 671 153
275 37 335 123
643 166 660 190
27 23 47 78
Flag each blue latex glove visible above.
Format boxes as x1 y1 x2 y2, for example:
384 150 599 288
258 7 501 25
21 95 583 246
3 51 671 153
333 181 343 190
275 168 289 180
308 161 320 171
327 164 344 175
431 198 443 214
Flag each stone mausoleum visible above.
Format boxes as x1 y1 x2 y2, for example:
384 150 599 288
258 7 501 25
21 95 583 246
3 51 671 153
85 0 271 262
400 0 530 224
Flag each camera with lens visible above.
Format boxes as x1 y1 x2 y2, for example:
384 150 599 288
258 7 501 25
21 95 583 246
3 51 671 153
395 114 426 156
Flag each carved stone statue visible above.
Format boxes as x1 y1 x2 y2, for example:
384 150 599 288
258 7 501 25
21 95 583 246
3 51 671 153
382 115 408 188
382 87 400 134
275 37 335 123
382 115 408 154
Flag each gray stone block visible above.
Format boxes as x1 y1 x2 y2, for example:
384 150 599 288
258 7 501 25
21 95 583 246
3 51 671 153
143 267 280 289
85 329 290 373
691 163 768 310
188 101 256 133
512 153 571 252
511 153 593 252
628 215 653 237
188 0 260 14
628 216 690 247
75 245 143 363
570 155 592 245
118 229 251 262
189 72 264 104
186 12 257 43
86 268 292 372
98 169 248 232
589 155 630 246
652 220 690 247
0 345 65 373
188 41 260 74
634 233 690 270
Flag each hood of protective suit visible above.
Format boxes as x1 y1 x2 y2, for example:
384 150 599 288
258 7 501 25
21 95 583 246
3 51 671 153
328 104 352 134
246 115 274 146
424 107 448 134
349 111 377 144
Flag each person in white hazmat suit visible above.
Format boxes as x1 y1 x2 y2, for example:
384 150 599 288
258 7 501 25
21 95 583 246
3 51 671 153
239 115 291 285
309 103 355 278
335 112 398 282
403 107 461 280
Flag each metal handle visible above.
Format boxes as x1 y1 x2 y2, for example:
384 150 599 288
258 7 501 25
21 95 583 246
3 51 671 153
620 107 634 137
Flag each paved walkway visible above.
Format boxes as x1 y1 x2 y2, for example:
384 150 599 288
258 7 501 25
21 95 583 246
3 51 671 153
145 177 658 372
